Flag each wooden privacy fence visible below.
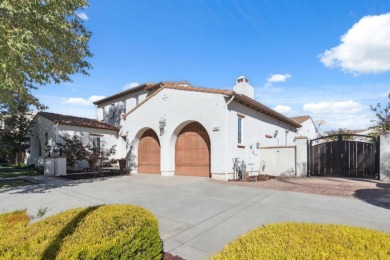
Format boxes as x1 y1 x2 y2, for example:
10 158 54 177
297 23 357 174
308 134 380 179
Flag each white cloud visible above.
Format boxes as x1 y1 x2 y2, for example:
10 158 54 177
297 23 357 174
123 82 140 90
319 13 390 74
303 100 363 114
76 12 89 21
267 73 291 83
64 97 90 106
88 95 105 103
274 105 292 114
64 95 106 106
264 73 291 88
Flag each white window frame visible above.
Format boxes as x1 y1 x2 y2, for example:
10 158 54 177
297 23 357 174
92 136 101 154
237 117 243 144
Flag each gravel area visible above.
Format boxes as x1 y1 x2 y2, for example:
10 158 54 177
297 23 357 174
211 176 390 202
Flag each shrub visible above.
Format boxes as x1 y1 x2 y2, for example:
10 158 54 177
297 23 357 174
212 222 390 259
0 205 162 259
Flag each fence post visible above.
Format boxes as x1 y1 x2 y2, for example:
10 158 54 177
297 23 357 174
379 132 390 181
295 136 309 177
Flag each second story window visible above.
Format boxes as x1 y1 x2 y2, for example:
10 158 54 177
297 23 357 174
237 117 242 144
110 104 115 119
122 100 126 114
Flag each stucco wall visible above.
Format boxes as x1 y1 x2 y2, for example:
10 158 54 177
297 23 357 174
297 119 318 140
221 101 298 179
27 116 55 166
259 146 296 176
96 89 150 127
122 88 299 179
123 88 226 176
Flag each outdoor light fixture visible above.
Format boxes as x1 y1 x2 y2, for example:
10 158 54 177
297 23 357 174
57 143 63 156
45 145 52 157
159 117 166 136
44 131 49 145
274 130 278 138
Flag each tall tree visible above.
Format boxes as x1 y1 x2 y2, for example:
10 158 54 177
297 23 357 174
0 0 92 110
0 100 34 166
370 93 390 136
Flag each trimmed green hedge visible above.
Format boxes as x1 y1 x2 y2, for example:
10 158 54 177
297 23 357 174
212 222 390 259
0 205 162 259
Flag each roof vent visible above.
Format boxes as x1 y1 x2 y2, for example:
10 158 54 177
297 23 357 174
233 76 254 99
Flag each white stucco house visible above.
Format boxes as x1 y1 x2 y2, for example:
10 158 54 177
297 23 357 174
28 76 302 180
27 112 119 170
290 115 319 140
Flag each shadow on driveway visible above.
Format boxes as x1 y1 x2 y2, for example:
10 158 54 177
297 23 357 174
0 174 131 195
354 183 390 209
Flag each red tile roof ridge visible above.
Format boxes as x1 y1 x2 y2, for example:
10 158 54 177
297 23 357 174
290 115 312 124
37 111 119 131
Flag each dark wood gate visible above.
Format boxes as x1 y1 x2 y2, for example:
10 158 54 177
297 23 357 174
308 134 380 179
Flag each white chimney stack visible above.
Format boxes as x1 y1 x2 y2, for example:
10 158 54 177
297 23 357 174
233 75 254 99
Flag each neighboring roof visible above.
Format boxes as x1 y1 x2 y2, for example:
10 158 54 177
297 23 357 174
36 112 119 131
121 82 301 128
290 115 312 124
324 129 372 135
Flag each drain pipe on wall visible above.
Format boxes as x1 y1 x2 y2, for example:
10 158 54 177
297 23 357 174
225 95 235 181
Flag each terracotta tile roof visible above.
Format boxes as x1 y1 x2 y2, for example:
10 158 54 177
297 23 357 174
93 83 157 105
233 94 301 128
93 81 192 105
37 112 119 131
290 115 312 124
121 81 300 128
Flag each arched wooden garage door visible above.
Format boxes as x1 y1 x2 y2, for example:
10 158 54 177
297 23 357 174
175 122 210 177
138 129 160 174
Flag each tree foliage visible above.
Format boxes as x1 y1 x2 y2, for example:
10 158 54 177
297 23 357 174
0 0 92 110
61 135 88 170
61 134 116 172
86 144 116 172
370 93 390 135
324 128 354 141
0 100 34 166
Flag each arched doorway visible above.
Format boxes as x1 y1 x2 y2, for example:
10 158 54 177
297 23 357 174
138 129 160 174
175 122 210 177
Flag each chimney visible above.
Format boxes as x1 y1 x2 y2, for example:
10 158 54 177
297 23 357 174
233 76 254 99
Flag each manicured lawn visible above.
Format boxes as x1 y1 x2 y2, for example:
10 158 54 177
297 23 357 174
0 180 33 188
0 166 40 178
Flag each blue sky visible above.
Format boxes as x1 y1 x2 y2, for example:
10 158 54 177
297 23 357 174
33 0 390 132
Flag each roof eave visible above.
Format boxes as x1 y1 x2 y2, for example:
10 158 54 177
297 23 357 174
233 94 301 128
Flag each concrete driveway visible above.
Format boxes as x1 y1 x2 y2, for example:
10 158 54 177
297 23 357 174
1 174 390 260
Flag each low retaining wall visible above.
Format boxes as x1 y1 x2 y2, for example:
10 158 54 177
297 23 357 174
259 146 296 176
259 137 308 177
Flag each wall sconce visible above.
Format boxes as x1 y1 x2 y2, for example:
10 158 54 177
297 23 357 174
57 143 63 156
44 131 49 146
159 117 166 136
256 142 260 149
274 130 278 138
45 145 52 157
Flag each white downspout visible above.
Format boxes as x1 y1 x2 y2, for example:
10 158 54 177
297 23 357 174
225 95 235 181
